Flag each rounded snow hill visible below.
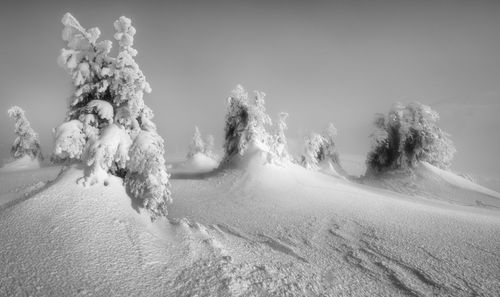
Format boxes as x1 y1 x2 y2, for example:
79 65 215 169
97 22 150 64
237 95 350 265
169 152 219 176
0 155 41 172
0 153 499 296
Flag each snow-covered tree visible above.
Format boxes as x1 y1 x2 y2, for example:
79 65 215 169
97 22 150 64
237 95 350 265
187 126 205 158
299 123 343 172
366 102 456 174
270 112 291 163
248 90 273 145
7 106 43 161
53 13 171 219
300 133 325 170
317 123 340 165
222 84 273 161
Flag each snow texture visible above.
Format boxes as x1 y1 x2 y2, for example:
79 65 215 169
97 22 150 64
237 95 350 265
0 153 499 296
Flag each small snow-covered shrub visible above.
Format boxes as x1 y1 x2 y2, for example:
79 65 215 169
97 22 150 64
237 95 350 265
300 123 342 171
53 13 171 219
7 106 44 161
366 102 456 174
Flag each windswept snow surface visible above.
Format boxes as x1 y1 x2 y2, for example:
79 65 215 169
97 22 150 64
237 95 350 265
0 165 61 208
0 155 41 172
363 162 500 209
0 155 499 296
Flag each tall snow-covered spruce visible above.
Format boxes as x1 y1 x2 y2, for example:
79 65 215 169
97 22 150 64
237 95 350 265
7 106 44 162
53 13 171 219
366 102 456 175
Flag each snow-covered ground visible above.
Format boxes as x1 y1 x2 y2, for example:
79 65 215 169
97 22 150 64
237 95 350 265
0 155 42 173
0 154 499 296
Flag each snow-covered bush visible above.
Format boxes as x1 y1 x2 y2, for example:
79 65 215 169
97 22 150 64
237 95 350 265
187 126 205 158
366 102 456 174
7 106 44 161
300 123 343 172
53 13 171 219
222 84 273 161
300 133 325 170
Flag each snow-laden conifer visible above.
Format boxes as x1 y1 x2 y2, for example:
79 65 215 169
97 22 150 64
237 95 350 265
366 102 456 174
222 84 274 162
53 13 171 219
318 123 340 165
300 133 325 170
7 106 43 162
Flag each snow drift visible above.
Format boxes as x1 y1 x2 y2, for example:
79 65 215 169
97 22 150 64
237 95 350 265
0 155 41 172
0 150 499 296
363 161 500 209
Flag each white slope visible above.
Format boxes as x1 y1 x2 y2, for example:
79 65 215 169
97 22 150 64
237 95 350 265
421 162 500 199
0 152 499 296
0 155 41 172
318 159 348 179
363 162 500 209
0 165 61 208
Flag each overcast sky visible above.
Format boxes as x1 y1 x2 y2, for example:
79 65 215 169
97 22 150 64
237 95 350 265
0 0 499 177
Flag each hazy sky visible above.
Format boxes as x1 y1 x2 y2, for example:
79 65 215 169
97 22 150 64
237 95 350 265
1 0 499 177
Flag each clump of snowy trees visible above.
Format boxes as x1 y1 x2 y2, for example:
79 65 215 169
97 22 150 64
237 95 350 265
7 106 44 162
300 123 341 171
52 13 171 219
187 126 217 160
222 84 291 165
366 102 456 174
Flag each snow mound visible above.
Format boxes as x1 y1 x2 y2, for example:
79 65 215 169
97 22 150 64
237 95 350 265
363 162 500 208
0 155 41 172
219 140 271 171
170 152 218 175
0 167 232 296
